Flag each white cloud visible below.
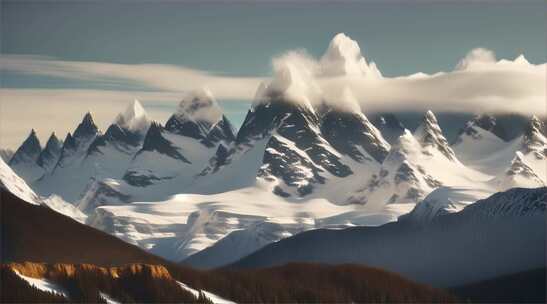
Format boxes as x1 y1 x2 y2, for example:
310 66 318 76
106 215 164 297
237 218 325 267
261 40 545 116
0 55 265 100
454 47 497 70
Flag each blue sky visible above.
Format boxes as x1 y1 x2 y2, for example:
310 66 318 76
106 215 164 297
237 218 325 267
1 1 545 149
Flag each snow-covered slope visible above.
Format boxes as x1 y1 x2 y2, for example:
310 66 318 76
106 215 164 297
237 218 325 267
1 157 86 222
398 186 491 224
491 151 545 190
1 157 41 204
452 115 507 165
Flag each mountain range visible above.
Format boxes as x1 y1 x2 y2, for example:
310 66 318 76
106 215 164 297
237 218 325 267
4 56 546 260
1 33 545 303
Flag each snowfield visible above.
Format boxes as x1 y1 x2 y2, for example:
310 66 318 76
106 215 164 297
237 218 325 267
88 184 414 261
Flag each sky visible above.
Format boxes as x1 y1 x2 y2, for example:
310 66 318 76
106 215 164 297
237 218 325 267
1 0 546 150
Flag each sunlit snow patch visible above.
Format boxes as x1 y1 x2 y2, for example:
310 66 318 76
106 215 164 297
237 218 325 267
12 269 68 298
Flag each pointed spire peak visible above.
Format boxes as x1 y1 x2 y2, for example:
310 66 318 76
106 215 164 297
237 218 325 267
83 111 94 123
9 128 42 165
62 132 76 150
73 111 99 139
415 111 457 161
80 111 97 129
24 129 40 144
48 131 59 141
115 99 150 133
45 132 61 147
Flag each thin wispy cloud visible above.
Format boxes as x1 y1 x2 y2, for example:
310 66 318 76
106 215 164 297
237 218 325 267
1 55 265 100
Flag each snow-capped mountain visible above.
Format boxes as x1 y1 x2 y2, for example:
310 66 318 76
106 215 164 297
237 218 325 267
521 115 546 159
32 112 103 202
8 129 43 182
414 110 457 161
452 114 546 188
36 132 62 172
348 111 490 208
123 90 235 189
114 99 151 136
492 151 545 190
56 112 100 170
321 108 390 164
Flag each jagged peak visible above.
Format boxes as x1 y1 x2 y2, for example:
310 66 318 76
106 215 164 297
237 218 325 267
114 99 150 133
17 129 41 151
44 132 61 150
500 151 545 188
414 111 457 161
73 111 99 139
8 129 42 165
62 132 77 150
521 116 546 158
140 121 189 162
82 111 95 125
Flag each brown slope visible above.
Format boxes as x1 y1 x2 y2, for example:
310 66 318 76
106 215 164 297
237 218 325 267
2 262 200 303
1 189 166 266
